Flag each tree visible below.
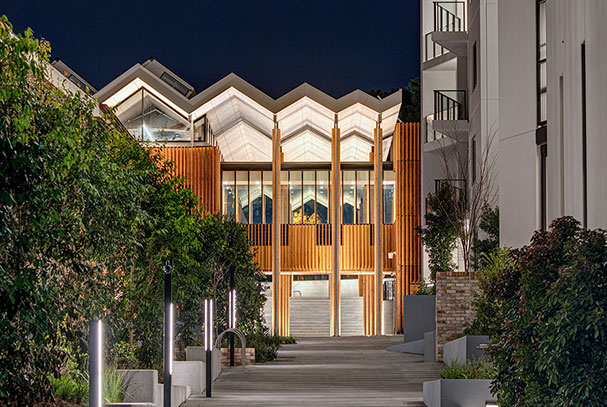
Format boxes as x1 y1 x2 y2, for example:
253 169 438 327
431 125 498 275
485 217 607 406
417 185 459 290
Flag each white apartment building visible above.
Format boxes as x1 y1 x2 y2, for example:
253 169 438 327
498 0 607 248
420 0 499 273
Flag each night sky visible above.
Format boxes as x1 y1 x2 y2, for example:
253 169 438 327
3 1 420 98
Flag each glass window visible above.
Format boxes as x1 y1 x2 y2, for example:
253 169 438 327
303 171 316 224
141 89 190 142
236 171 249 224
356 171 370 224
383 170 395 224
290 171 303 224
115 89 143 140
316 171 329 224
263 171 272 224
222 171 235 219
342 171 356 224
250 171 262 224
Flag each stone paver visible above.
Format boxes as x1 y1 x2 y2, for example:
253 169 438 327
183 336 441 406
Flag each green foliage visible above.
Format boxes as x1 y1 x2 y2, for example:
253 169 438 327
110 341 138 370
484 217 607 406
49 374 88 404
464 247 513 336
0 16 266 403
247 329 280 363
279 336 297 345
414 278 435 295
440 359 495 380
472 206 500 270
417 185 458 287
103 367 127 404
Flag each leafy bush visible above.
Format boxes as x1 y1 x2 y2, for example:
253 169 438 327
414 278 435 295
49 374 88 404
464 247 513 336
109 341 138 370
245 329 280 363
472 205 499 270
417 186 458 289
484 217 607 406
440 359 495 380
279 336 296 345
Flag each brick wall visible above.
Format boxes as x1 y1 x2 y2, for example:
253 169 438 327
220 347 255 366
435 272 479 361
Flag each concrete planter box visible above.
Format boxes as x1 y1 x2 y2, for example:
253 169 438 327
424 331 436 362
117 369 191 407
443 336 490 366
403 295 436 343
423 379 496 407
185 346 222 382
173 361 204 394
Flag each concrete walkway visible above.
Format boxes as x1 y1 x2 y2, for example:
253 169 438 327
183 336 441 406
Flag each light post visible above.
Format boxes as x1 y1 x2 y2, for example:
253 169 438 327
163 259 173 407
88 320 103 407
228 265 236 366
204 298 214 397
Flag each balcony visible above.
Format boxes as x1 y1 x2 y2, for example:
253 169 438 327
431 90 469 140
430 1 468 57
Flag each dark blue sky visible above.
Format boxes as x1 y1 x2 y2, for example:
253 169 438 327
4 1 420 98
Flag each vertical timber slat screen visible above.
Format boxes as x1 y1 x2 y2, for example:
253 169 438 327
394 123 422 334
148 146 221 214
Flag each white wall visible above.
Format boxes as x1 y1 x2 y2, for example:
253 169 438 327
498 0 538 248
499 0 607 248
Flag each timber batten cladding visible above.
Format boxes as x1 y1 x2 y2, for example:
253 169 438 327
148 146 221 213
96 62 420 336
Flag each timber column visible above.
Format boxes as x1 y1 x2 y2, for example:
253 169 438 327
373 115 383 335
330 114 341 336
271 116 282 336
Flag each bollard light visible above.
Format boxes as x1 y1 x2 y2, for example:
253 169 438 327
88 320 103 407
163 259 173 407
204 298 214 397
229 290 237 328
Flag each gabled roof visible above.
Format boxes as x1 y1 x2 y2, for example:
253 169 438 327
95 61 402 162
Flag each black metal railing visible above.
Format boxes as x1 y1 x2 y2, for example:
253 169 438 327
425 32 447 61
434 1 466 32
433 90 467 121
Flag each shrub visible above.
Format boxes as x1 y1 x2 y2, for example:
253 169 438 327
103 367 127 404
440 359 495 380
464 247 513 336
279 336 296 345
487 217 607 406
414 278 435 295
49 375 88 404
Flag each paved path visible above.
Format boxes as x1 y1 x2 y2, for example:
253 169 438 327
184 336 441 406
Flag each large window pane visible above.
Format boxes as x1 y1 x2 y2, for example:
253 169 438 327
290 171 303 224
342 171 355 224
250 171 262 224
383 170 395 224
142 89 190 142
356 170 369 224
222 171 235 219
263 171 272 224
316 171 329 224
115 89 143 139
303 171 316 224
236 171 249 224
